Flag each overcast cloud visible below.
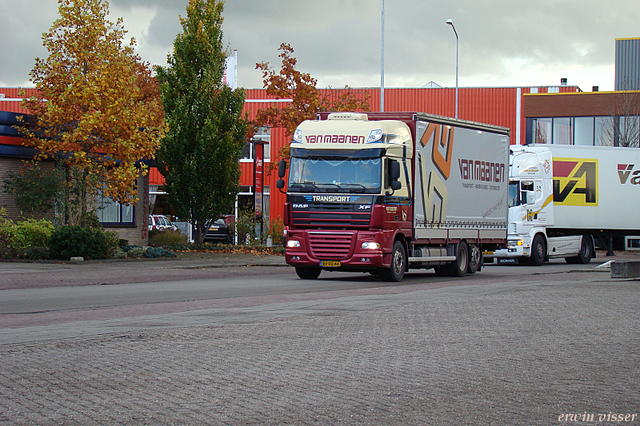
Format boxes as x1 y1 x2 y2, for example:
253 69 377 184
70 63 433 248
1 0 638 92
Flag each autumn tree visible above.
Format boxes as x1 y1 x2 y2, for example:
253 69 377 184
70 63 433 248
156 0 248 244
255 43 371 163
20 0 165 226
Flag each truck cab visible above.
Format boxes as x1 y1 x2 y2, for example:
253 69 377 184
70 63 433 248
279 113 412 280
491 145 592 265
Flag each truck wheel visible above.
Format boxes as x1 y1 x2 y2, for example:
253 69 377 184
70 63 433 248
295 266 321 280
446 241 468 277
529 234 546 266
566 236 593 264
467 244 481 274
381 241 406 282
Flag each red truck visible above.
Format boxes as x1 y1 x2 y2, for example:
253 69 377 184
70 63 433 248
276 112 510 281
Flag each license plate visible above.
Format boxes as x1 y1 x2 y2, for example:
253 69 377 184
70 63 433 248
321 261 341 267
209 227 219 231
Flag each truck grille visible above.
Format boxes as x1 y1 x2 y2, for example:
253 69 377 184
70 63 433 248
292 203 370 229
308 232 354 259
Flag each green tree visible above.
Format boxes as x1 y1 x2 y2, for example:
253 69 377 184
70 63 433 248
20 0 166 226
2 162 65 219
156 0 248 244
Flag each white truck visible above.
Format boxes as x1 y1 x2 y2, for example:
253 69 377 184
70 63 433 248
277 112 510 281
489 144 640 265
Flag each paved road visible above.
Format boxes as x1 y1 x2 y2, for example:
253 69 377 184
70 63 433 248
1 254 639 425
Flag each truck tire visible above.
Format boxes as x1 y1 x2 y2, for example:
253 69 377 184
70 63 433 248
566 235 593 264
467 244 481 274
529 234 546 266
381 241 406 282
446 241 468 277
295 266 321 280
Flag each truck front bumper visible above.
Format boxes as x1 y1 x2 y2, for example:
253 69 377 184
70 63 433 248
284 229 392 270
486 239 531 259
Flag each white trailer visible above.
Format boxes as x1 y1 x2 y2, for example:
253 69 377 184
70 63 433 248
490 144 640 265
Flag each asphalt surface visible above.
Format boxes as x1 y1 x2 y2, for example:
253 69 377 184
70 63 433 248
1 252 639 425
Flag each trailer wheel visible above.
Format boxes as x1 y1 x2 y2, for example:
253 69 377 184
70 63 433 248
295 266 321 280
381 241 406 282
467 244 481 274
566 235 593 264
446 241 468 277
529 234 546 266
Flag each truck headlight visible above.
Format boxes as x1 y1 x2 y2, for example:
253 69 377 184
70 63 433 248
286 240 301 248
507 239 524 248
361 242 381 250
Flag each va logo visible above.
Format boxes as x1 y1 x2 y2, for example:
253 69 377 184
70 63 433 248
552 158 598 206
618 164 640 185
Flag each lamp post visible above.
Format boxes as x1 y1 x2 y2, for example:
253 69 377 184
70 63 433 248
446 19 458 119
380 0 385 112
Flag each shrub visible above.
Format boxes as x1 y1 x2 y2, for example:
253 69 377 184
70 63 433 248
0 209 54 258
236 209 258 245
268 217 285 246
48 226 110 260
20 246 51 260
145 247 177 258
149 229 187 247
124 245 146 258
13 219 55 250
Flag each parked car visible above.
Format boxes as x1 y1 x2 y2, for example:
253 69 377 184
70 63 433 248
204 215 234 244
148 215 176 232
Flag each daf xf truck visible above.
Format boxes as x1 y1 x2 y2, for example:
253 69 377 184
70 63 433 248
276 112 510 281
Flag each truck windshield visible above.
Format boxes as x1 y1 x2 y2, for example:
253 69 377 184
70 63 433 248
288 157 382 193
508 181 520 208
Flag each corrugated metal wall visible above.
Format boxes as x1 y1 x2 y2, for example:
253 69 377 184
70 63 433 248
0 85 581 225
615 38 640 91
0 88 37 113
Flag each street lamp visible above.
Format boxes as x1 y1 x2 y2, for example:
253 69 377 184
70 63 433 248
446 19 459 119
380 0 385 112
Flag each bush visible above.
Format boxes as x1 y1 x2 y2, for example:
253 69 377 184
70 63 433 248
20 246 51 260
14 219 55 249
145 247 177 258
48 226 110 260
149 229 187 247
268 217 285 246
0 209 54 258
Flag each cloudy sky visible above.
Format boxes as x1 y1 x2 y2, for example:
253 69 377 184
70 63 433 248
1 0 638 93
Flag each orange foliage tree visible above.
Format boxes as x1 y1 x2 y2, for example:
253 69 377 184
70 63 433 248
20 0 165 226
255 43 371 164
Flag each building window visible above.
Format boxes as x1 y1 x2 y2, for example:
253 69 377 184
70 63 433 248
574 117 594 146
533 118 552 144
553 117 573 145
618 115 640 147
97 196 134 225
595 117 613 146
241 127 271 162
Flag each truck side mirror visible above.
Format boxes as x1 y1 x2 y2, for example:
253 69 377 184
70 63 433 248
278 159 287 178
389 160 402 191
277 159 287 193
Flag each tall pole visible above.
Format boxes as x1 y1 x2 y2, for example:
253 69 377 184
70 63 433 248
380 0 385 112
446 19 459 119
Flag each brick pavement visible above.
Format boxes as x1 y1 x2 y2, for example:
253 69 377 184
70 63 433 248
1 270 639 425
0 253 288 290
